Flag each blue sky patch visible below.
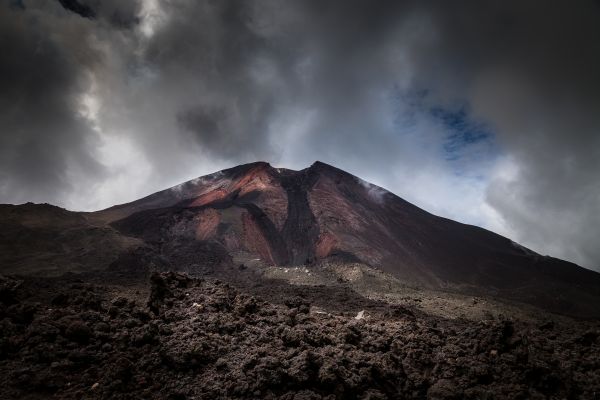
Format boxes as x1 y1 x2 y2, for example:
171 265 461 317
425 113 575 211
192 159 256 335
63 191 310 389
390 88 501 177
429 105 499 175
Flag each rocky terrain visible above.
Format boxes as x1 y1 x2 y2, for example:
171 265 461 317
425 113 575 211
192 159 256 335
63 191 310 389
1 271 599 400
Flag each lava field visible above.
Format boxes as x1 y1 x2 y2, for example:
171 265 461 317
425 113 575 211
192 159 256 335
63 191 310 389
1 272 599 399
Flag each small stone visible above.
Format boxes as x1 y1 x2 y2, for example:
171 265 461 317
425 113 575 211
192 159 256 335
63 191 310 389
355 310 366 320
578 330 599 346
124 318 139 328
91 382 100 390
427 379 459 399
489 349 498 356
65 321 92 344
215 358 228 370
539 320 555 330
95 322 110 333
51 293 69 306
111 297 128 307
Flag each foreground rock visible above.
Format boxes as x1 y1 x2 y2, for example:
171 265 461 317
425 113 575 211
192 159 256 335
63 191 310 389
0 273 599 399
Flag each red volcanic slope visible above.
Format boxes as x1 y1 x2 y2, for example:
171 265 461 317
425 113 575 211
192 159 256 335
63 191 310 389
103 161 600 317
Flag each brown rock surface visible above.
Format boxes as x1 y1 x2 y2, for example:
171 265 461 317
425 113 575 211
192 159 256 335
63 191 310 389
0 272 599 400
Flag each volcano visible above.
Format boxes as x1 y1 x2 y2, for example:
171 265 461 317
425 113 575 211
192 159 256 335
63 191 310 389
2 161 600 317
83 161 598 317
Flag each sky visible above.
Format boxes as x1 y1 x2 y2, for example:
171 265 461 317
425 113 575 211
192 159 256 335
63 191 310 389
1 0 599 271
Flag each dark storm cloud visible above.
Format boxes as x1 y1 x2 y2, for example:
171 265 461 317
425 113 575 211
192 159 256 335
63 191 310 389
58 0 95 19
57 0 141 28
154 1 280 160
0 2 105 205
0 0 599 269
129 0 418 169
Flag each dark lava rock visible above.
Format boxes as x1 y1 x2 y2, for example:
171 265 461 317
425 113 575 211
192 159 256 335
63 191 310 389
578 329 599 346
427 379 460 399
65 321 92 344
0 276 22 305
284 296 311 314
51 293 69 306
0 272 599 400
539 320 555 331
95 321 110 333
112 297 129 308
